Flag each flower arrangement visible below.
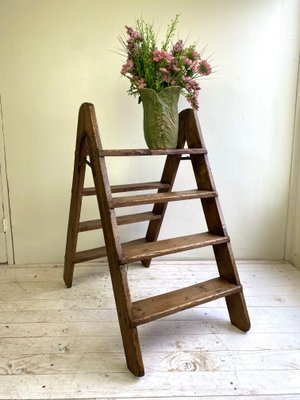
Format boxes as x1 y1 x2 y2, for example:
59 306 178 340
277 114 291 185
119 15 212 110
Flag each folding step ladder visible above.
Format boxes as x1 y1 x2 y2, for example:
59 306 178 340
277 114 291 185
63 102 251 376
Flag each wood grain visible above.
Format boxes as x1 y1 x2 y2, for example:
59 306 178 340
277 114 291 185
83 181 171 195
131 278 241 326
78 212 161 232
99 148 207 156
120 233 229 264
111 189 217 208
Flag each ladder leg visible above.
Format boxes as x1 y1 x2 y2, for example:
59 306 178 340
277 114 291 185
63 259 75 289
119 323 144 376
78 103 145 375
182 109 250 332
111 265 144 376
64 135 87 288
225 292 251 332
214 242 251 331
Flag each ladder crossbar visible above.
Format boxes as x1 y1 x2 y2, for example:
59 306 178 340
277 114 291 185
111 189 217 208
120 232 229 263
78 211 161 232
99 148 207 156
82 181 170 196
74 232 228 263
131 277 242 326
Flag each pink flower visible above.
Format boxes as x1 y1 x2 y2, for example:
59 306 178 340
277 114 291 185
189 79 200 90
159 67 169 74
199 60 212 76
119 17 212 111
184 58 192 67
125 25 143 51
137 78 146 89
173 65 180 72
125 26 143 41
152 49 173 63
183 76 191 83
183 77 200 92
125 26 136 37
190 60 199 71
121 58 134 75
172 40 184 54
189 94 199 110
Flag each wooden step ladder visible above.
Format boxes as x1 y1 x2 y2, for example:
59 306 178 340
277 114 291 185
63 102 251 376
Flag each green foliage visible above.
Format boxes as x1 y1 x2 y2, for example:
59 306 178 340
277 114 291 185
119 16 212 110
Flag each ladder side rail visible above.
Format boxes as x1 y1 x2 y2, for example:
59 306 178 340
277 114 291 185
81 104 122 262
182 109 250 331
182 109 242 279
181 109 227 236
142 112 187 267
82 103 145 376
63 111 89 287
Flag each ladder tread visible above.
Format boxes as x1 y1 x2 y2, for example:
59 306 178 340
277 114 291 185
74 246 107 263
131 277 242 326
121 232 228 263
79 211 161 232
74 233 228 263
82 181 170 196
111 189 217 208
99 148 207 156
73 238 147 263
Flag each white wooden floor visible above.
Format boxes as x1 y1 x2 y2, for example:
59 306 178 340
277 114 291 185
0 260 300 399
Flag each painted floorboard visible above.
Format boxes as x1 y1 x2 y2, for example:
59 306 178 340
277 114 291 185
0 261 299 399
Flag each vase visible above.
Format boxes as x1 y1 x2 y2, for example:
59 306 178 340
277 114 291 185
139 86 181 149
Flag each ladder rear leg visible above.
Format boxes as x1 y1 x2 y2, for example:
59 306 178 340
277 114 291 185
214 243 251 331
63 134 88 288
225 292 251 332
64 259 75 288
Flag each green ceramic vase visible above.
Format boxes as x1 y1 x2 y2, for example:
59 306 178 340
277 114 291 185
139 86 181 149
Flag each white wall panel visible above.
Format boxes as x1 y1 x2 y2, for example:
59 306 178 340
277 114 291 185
0 0 299 263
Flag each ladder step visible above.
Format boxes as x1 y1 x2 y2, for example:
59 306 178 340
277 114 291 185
82 181 170 196
131 277 242 326
99 148 207 156
73 238 147 263
74 233 227 263
120 232 229 264
79 212 161 232
111 189 217 208
74 246 107 263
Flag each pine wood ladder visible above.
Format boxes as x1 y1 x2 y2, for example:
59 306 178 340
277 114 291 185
63 102 251 376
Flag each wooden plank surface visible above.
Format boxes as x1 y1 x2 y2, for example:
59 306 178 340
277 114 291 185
78 212 161 232
74 246 107 262
121 233 228 263
0 371 299 399
99 148 207 156
131 278 241 326
1 349 299 374
83 181 170 196
74 233 229 264
111 189 216 208
0 261 299 399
